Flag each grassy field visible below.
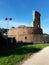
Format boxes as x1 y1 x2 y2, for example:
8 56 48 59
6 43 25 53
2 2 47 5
0 43 49 65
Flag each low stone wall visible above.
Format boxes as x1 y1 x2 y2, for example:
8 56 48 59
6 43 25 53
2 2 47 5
43 35 49 43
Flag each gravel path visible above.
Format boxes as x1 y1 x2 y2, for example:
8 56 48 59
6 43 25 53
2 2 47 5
22 46 49 65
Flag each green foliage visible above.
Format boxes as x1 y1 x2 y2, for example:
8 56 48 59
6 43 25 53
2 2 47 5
0 43 49 65
0 28 8 37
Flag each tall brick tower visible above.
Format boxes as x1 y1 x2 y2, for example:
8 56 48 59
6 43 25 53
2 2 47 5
33 11 40 28
31 10 43 34
30 10 43 43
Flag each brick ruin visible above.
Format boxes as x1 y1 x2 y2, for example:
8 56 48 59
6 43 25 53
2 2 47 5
8 10 49 43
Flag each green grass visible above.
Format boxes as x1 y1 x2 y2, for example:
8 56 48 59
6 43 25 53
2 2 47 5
0 43 49 65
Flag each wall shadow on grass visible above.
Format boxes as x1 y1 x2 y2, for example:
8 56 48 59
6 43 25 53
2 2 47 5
0 34 41 57
0 43 41 57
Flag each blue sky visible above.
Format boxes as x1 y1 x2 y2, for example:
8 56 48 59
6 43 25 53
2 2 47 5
0 0 49 34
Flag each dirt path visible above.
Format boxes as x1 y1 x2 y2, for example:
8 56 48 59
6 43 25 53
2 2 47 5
21 46 49 65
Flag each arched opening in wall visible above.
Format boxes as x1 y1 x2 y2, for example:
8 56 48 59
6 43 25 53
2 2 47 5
25 36 27 40
38 25 40 28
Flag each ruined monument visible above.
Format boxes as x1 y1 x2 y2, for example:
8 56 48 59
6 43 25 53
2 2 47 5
8 10 44 43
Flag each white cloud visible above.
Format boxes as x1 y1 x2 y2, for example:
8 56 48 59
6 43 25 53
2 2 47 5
0 18 49 34
41 18 49 34
0 20 29 29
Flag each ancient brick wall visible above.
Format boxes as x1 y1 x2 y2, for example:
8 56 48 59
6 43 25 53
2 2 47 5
7 10 45 43
8 26 43 43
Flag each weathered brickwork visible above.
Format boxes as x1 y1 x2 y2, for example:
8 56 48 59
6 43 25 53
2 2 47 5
8 10 47 43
